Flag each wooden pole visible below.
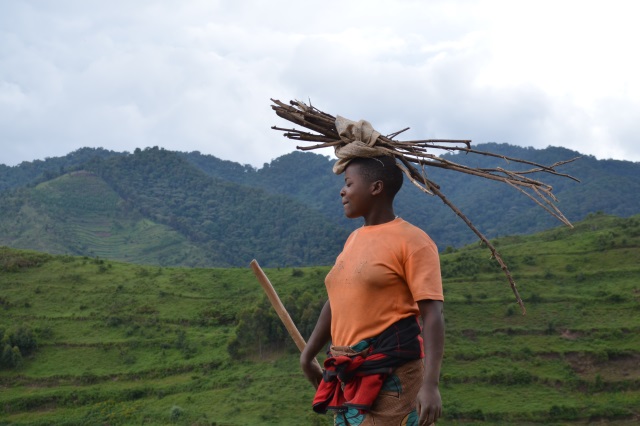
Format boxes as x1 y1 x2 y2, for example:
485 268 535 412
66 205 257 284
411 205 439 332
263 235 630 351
250 259 322 370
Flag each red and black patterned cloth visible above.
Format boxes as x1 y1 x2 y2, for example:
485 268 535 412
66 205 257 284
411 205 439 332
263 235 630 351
313 316 424 414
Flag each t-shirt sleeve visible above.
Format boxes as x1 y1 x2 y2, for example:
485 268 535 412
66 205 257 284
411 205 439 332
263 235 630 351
404 240 444 302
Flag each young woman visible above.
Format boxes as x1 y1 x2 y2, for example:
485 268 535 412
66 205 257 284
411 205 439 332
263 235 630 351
301 155 445 426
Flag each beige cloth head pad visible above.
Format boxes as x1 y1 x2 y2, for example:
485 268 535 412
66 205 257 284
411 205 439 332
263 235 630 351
332 115 389 174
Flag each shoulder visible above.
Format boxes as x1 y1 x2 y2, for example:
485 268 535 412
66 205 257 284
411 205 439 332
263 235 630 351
395 219 437 246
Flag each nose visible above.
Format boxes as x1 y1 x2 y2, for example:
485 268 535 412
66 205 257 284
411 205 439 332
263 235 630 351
340 186 346 197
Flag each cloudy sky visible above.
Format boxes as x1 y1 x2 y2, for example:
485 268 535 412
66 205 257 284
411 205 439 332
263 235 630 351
1 0 638 167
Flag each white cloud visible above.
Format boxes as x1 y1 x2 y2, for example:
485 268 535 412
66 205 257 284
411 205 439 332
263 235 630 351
0 0 639 167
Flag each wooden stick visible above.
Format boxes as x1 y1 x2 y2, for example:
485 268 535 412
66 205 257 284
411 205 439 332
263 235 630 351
427 185 526 314
250 259 322 370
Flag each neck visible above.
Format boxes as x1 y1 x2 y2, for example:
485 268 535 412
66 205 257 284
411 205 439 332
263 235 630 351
363 207 397 226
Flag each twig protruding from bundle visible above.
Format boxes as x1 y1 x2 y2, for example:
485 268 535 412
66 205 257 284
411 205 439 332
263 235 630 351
270 99 580 314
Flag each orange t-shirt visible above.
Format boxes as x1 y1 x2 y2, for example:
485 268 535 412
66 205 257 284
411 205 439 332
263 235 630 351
325 218 443 346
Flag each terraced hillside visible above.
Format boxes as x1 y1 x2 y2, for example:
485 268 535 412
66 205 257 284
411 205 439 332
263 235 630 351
0 170 211 266
0 213 638 425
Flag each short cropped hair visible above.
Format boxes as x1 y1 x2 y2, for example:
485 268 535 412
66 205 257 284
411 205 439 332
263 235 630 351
348 156 403 198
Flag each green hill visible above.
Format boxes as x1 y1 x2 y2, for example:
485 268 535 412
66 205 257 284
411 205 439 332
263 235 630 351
0 170 209 266
86 147 348 267
1 213 638 425
0 147 121 192
0 148 349 267
1 144 639 266
181 144 640 249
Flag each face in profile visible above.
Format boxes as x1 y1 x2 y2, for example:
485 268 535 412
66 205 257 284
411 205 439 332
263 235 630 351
340 163 374 219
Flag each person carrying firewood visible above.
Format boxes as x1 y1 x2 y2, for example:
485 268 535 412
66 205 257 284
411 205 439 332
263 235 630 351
269 99 577 424
300 153 445 426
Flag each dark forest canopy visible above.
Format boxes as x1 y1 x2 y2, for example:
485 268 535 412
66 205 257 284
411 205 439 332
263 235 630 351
0 144 639 266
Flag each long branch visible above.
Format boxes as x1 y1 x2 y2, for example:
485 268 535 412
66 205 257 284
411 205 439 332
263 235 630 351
428 183 526 314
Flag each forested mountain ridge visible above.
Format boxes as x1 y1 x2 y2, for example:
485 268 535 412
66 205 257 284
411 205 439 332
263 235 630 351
0 147 121 192
85 148 347 266
0 144 639 266
0 148 348 267
180 150 351 228
181 144 640 248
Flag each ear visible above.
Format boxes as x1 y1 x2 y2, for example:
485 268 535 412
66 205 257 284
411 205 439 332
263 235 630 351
370 180 384 196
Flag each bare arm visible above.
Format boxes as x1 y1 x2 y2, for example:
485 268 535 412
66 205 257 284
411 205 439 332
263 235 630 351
416 299 445 425
300 300 332 389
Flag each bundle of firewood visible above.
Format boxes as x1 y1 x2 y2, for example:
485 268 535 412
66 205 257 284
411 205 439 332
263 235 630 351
271 99 580 314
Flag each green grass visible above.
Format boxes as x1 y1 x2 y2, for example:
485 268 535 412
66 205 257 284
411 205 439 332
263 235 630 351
1 213 639 425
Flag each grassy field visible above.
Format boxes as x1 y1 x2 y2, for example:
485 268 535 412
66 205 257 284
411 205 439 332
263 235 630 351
1 213 639 425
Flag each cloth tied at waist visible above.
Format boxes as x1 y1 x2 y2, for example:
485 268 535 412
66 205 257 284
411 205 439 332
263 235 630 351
312 316 424 414
333 115 391 175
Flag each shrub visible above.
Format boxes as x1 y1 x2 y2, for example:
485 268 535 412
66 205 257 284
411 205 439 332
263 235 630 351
595 231 616 251
606 293 626 303
228 292 326 359
528 293 543 304
1 344 23 369
589 406 633 420
80 372 99 385
196 307 235 326
2 325 38 359
0 296 11 310
170 405 183 421
106 316 125 327
228 304 288 359
488 368 534 385
0 249 51 272
174 330 197 359
467 409 485 420
549 405 579 420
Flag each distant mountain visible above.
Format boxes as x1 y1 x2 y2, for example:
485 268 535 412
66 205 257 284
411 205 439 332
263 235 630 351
182 144 640 248
179 150 351 228
0 148 348 267
393 143 640 248
1 144 638 266
0 147 122 192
